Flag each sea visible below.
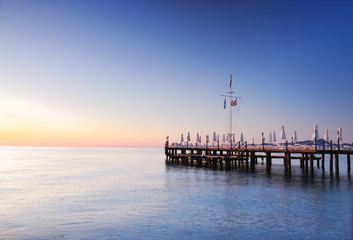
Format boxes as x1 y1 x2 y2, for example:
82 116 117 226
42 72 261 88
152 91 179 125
0 146 351 240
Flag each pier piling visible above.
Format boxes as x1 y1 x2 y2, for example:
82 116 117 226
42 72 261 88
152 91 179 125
335 153 339 174
348 154 351 173
309 154 314 175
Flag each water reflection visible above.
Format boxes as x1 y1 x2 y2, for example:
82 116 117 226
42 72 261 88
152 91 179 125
165 160 352 239
166 157 352 184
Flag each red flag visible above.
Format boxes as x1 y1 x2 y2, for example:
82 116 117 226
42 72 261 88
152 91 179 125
230 74 232 88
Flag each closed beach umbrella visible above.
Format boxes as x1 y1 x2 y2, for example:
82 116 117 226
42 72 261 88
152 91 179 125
268 132 273 143
280 126 286 140
206 135 209 144
217 134 219 143
338 126 342 140
293 130 297 142
222 134 225 143
187 132 191 142
196 132 200 143
316 125 319 139
273 132 277 142
226 134 229 142
181 134 184 143
324 129 329 142
312 124 319 140
240 133 244 143
213 132 217 142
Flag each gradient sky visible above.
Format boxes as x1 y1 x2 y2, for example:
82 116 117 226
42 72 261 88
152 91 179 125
0 0 352 147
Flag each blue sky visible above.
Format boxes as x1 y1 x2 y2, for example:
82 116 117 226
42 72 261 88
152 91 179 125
0 0 352 147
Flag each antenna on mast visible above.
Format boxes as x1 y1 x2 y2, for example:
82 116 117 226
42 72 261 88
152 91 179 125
221 74 241 149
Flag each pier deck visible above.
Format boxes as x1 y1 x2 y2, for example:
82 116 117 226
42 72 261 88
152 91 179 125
165 141 352 175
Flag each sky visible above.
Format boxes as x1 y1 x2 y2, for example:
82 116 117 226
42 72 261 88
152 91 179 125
0 0 352 147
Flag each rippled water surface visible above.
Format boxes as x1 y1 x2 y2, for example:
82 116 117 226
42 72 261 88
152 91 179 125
0 147 352 239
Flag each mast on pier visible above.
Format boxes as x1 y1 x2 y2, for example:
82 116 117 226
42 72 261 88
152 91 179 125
221 74 241 148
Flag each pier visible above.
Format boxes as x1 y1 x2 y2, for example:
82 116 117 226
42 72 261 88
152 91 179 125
165 75 352 177
165 139 352 175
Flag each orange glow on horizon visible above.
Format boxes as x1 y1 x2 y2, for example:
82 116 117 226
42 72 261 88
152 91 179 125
0 130 164 148
0 94 164 148
0 124 164 148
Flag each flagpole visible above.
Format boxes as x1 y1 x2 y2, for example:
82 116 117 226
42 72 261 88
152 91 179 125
229 74 232 147
221 74 240 149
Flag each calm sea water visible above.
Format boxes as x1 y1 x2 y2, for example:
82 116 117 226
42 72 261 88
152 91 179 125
0 147 351 239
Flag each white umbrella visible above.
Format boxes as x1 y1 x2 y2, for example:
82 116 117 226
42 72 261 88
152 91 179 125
213 132 217 142
222 134 225 143
240 133 244 143
273 132 277 142
280 126 286 140
187 132 191 142
312 124 319 140
316 125 319 139
268 132 273 143
324 129 329 142
338 126 342 140
293 130 297 142
181 134 184 143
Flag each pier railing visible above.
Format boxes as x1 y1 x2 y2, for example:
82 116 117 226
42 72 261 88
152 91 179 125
167 142 353 152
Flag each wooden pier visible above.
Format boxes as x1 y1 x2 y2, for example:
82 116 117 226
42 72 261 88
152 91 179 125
165 140 352 175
